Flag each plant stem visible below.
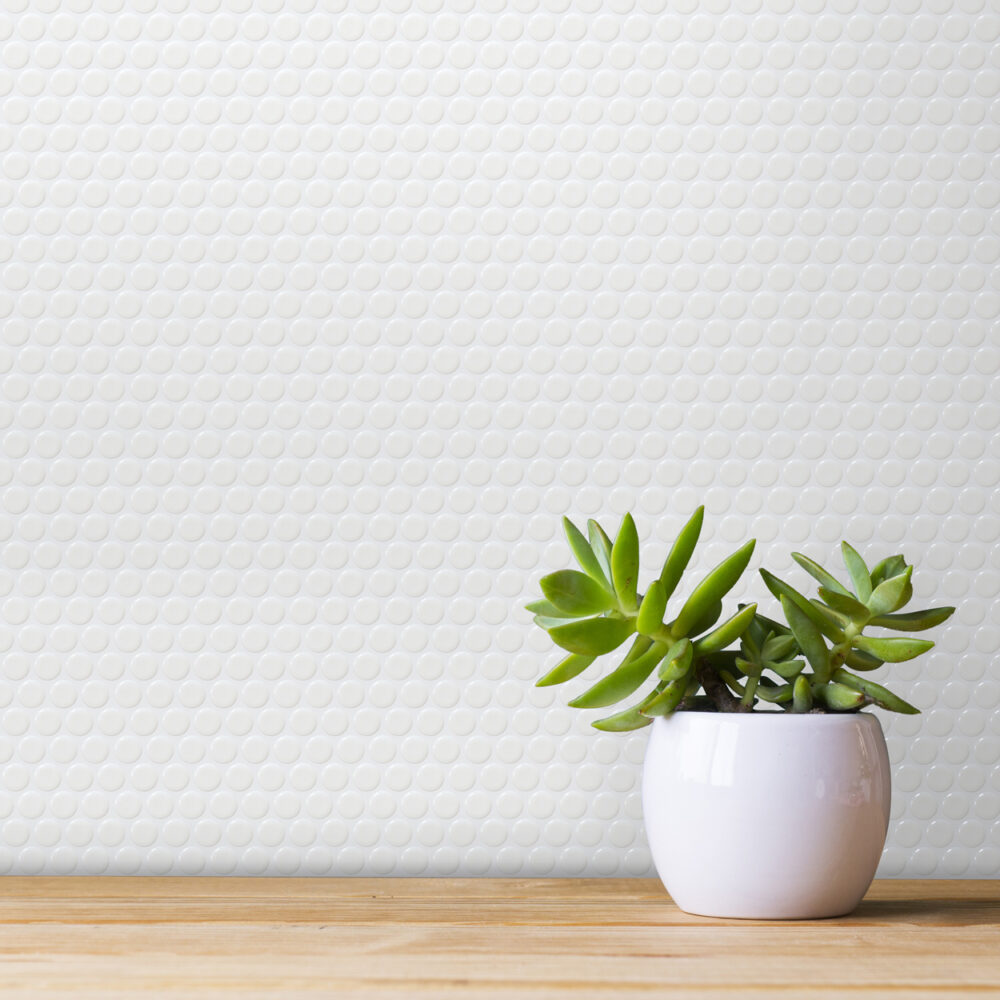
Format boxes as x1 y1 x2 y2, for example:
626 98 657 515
696 659 746 713
741 673 760 708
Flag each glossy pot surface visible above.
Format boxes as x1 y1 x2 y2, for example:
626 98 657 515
642 711 891 919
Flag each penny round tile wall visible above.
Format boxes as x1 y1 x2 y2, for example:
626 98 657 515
0 0 998 876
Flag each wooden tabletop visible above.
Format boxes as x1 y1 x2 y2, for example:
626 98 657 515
0 878 996 998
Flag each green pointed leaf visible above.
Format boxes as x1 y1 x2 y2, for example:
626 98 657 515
809 600 849 639
540 570 617 617
792 675 813 713
833 668 919 714
868 606 955 632
587 519 614 583
591 704 654 731
563 517 613 593
636 579 667 636
841 541 872 601
534 614 578 630
755 679 792 703
693 603 758 654
767 658 805 680
817 587 871 623
780 595 831 682
658 638 693 681
815 681 866 711
870 554 907 589
525 599 576 619
620 634 654 665
853 635 934 663
639 678 687 717
844 648 884 671
686 598 723 637
718 670 746 696
671 540 756 636
761 633 797 662
548 617 635 656
791 552 852 597
866 566 913 616
760 569 844 641
658 505 704 600
536 653 596 687
569 642 666 709
751 610 790 637
610 513 640 613
745 610 767 650
735 657 758 676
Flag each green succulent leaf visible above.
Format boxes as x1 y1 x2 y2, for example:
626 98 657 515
534 614 579 630
619 634 654 664
817 587 871 622
852 635 935 663
693 602 758 654
562 517 613 593
540 570 617 617
833 668 919 714
658 505 705 600
780 595 830 682
791 552 852 597
587 520 614 583
636 580 668 636
548 616 635 656
791 675 813 713
525 599 576 619
685 598 723 637
844 648 885 671
591 705 654 731
815 681 866 711
766 658 805 680
536 653 596 687
671 539 756 637
761 633 797 662
866 566 913 616
760 569 844 641
870 554 907 589
868 606 955 632
568 642 666 709
755 679 792 703
841 541 872 601
610 513 640 613
751 610 791 637
744 612 767 651
640 678 688 717
658 638 693 681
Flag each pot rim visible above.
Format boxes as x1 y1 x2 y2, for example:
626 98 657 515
651 710 884 724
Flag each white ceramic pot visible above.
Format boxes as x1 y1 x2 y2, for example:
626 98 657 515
642 711 891 920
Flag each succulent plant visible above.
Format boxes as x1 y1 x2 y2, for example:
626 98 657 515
529 508 954 730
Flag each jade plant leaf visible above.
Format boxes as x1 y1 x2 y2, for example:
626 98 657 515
658 505 705 600
536 653 597 687
865 567 913 616
852 635 935 662
569 642 666 709
780 595 830 682
562 517 613 593
671 539 756 636
841 541 872 601
540 570 617 617
547 617 634 656
868 607 955 631
610 513 640 613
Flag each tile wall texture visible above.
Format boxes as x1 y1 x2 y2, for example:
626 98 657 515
0 0 997 874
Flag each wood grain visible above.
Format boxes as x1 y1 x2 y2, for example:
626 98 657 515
0 878 995 998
